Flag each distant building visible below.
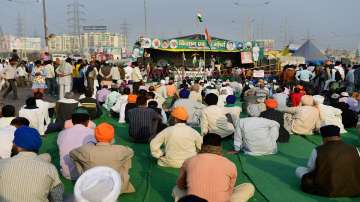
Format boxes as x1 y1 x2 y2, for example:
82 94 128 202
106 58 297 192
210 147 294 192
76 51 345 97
325 48 354 61
49 32 127 57
0 35 41 53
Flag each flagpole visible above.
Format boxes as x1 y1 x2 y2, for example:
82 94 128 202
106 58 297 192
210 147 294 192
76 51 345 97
203 50 206 79
182 51 185 67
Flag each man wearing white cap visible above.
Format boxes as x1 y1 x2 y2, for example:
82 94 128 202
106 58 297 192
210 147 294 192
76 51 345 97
339 92 358 112
157 80 168 101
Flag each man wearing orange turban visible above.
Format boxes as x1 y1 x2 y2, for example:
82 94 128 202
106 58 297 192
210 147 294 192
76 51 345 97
265 99 278 109
70 123 135 194
124 94 138 123
260 99 290 143
127 94 137 104
150 107 203 168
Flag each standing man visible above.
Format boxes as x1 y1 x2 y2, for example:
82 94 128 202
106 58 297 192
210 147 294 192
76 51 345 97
295 65 315 88
56 58 73 99
354 65 360 92
131 62 143 94
16 61 28 87
210 55 216 70
124 62 133 82
345 65 355 93
334 61 345 81
99 64 113 87
86 56 99 95
111 64 121 84
44 60 57 97
1 58 18 99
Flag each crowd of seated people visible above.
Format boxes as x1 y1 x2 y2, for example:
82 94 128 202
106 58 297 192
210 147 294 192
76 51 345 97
1 61 360 201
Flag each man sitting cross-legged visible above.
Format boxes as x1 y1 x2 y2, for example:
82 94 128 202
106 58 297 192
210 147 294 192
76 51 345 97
70 123 135 194
296 125 360 197
150 107 202 168
0 126 63 202
233 104 280 156
172 133 255 202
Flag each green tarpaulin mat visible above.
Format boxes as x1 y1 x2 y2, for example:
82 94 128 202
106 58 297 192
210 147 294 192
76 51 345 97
39 108 360 202
238 134 360 202
302 129 360 148
39 112 267 202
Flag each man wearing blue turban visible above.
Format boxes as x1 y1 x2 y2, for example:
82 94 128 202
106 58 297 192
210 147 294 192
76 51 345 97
0 126 64 202
172 89 205 126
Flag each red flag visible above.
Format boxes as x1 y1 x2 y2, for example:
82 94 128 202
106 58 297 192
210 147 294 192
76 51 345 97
205 28 212 47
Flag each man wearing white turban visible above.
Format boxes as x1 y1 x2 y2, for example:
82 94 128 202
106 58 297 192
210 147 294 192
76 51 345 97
313 95 346 133
232 104 280 156
74 166 121 202
283 95 320 135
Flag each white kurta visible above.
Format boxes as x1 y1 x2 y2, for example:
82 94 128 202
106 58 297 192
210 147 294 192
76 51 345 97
200 105 235 138
234 117 279 156
172 98 205 125
36 99 55 126
56 62 73 99
19 107 46 135
0 125 16 159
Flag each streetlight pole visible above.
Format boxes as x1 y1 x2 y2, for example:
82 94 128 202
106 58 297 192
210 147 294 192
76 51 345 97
42 0 49 50
143 0 148 36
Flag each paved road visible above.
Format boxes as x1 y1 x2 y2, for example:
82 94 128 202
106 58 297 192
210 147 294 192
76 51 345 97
0 85 59 113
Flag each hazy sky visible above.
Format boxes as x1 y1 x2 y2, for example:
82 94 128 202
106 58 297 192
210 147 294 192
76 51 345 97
1 0 360 50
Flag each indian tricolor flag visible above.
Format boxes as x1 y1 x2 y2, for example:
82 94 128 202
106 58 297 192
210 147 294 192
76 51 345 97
197 12 204 22
205 28 212 47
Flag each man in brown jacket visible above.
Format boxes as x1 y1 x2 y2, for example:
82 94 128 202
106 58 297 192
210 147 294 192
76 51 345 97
70 123 135 194
296 125 360 197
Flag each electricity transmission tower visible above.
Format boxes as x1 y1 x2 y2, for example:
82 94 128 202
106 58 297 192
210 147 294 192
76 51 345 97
0 26 4 53
120 19 130 50
16 13 25 37
66 0 85 54
16 12 27 58
0 26 4 37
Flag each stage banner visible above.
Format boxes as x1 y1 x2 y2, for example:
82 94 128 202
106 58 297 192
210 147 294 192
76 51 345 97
241 51 253 64
140 37 237 51
253 70 265 78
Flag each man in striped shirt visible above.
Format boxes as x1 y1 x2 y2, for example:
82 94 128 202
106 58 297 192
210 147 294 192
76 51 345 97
127 96 162 143
0 126 63 202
